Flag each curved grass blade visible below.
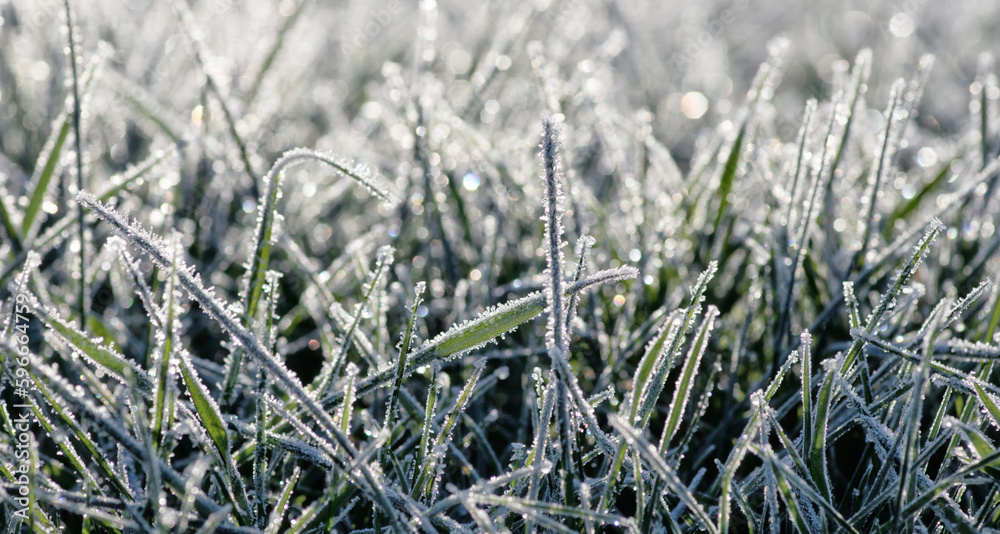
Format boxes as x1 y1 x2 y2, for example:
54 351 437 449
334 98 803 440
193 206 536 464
222 148 400 405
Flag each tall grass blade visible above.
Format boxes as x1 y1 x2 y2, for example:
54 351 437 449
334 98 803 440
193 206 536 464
263 466 300 534
660 305 718 451
609 415 719 534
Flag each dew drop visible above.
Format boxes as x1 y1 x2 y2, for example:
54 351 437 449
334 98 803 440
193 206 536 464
462 172 481 191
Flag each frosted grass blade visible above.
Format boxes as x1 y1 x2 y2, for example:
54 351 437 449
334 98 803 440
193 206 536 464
154 233 182 445
177 353 251 523
224 148 400 404
263 466 300 534
609 415 718 534
31 300 155 394
659 305 718 451
22 113 71 240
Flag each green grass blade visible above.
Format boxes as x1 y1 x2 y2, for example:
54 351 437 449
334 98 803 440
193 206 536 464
0 176 23 252
264 466 301 534
22 113 71 240
23 397 103 494
244 0 309 107
154 234 182 445
628 311 682 422
972 383 1000 428
33 299 154 394
766 456 812 534
712 123 746 233
886 157 957 235
638 261 717 429
419 361 485 500
799 331 814 465
223 148 401 405
253 368 269 529
716 351 800 533
609 415 718 534
756 443 861 534
25 368 133 498
808 360 835 501
333 265 637 403
177 354 251 523
660 305 718 451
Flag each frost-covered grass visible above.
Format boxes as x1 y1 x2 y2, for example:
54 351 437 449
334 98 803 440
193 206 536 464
2 0 1000 532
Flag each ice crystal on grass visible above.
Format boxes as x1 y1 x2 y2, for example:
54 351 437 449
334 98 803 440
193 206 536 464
540 116 568 356
8 6 1000 531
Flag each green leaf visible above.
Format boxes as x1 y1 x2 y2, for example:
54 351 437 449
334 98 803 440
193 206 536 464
22 117 71 239
264 466 301 534
660 306 718 451
37 303 154 394
712 124 746 232
331 265 638 404
0 177 22 252
177 355 251 523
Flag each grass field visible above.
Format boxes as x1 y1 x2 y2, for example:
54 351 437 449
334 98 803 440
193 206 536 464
2 0 1000 532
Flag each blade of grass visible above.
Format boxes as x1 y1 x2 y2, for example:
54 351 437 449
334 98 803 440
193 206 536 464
22 111 71 241
0 174 23 252
766 455 812 534
154 233 182 446
609 415 718 534
223 148 400 405
244 0 309 107
263 466 301 534
659 305 718 451
177 353 251 524
64 0 89 329
31 298 155 394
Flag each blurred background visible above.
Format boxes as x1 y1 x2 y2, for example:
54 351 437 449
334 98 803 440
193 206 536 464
1 0 996 179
